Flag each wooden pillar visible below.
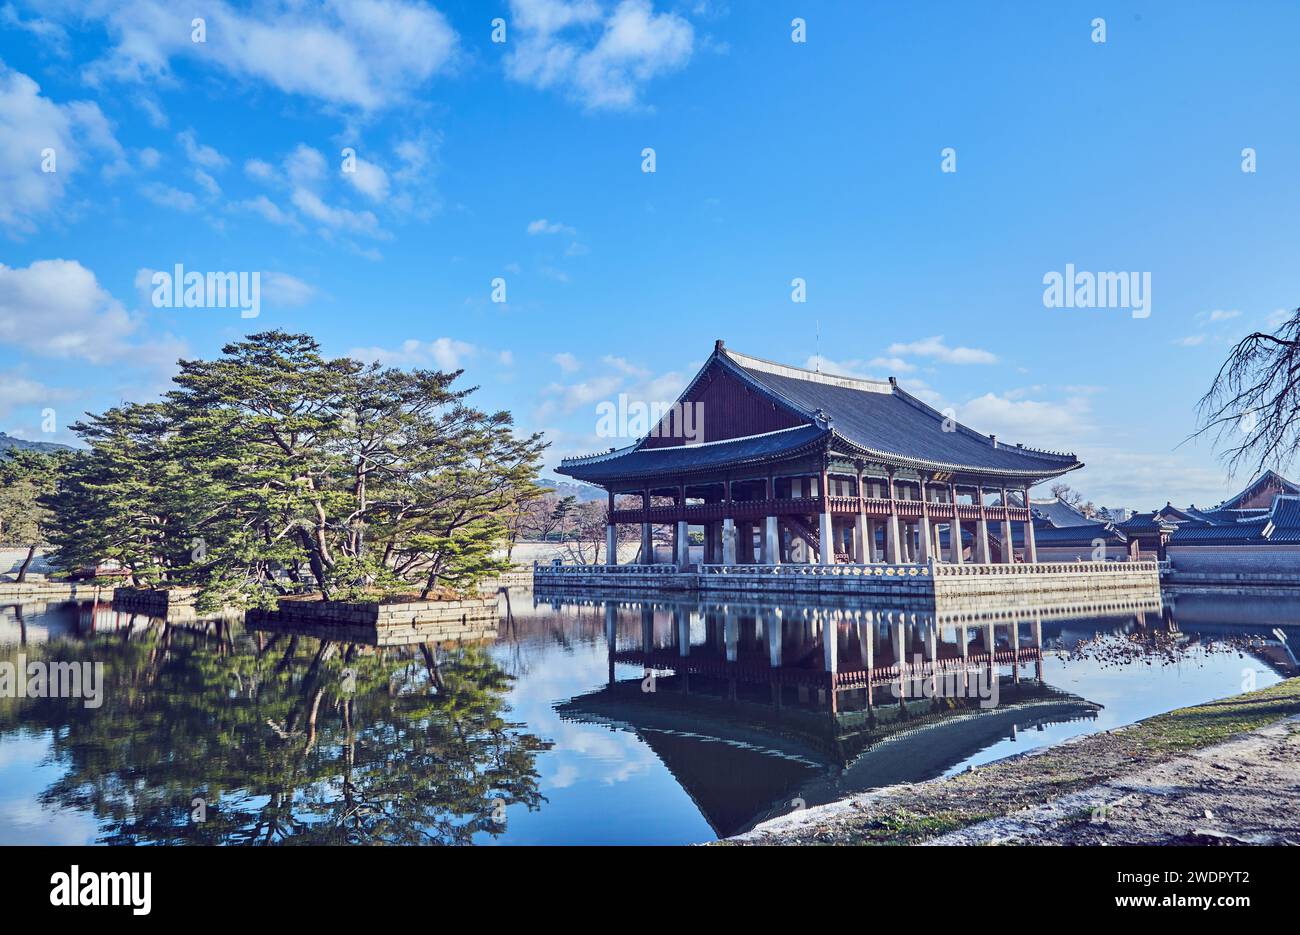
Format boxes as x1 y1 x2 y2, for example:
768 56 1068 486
885 471 902 563
1024 485 1038 564
974 486 991 564
640 489 653 565
819 462 834 565
949 482 964 564
917 476 932 564
999 486 1015 564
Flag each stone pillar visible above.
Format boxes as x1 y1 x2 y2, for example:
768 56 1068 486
763 515 780 564
1025 518 1038 564
721 517 737 564
1000 517 1015 564
606 524 618 566
917 516 932 563
676 520 690 567
855 513 869 563
819 510 835 564
641 522 653 565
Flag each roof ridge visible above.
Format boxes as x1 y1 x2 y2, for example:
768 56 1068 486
723 346 894 394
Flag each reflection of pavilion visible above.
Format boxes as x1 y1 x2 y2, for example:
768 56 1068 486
554 595 1094 715
554 595 1107 837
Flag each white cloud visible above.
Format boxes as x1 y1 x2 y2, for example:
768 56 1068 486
553 352 581 373
244 157 275 181
261 272 316 307
349 337 478 370
139 181 198 212
0 258 178 364
546 374 624 412
886 335 998 365
957 392 1092 446
291 187 382 236
0 4 70 56
341 153 390 201
868 356 915 373
0 370 61 420
1174 334 1206 347
602 354 648 377
176 128 227 170
284 144 327 185
76 0 459 112
802 356 883 380
506 0 694 111
528 217 576 235
232 194 299 228
192 168 220 198
0 62 124 234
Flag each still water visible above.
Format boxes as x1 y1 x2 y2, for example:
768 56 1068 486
0 589 1295 845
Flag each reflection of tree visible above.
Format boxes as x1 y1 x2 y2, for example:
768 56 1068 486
0 624 548 845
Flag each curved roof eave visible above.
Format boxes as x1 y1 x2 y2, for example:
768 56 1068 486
826 430 1084 481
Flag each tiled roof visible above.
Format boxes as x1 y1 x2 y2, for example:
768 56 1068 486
558 343 1085 484
1116 512 1179 535
1169 520 1267 545
725 349 1082 477
557 424 829 483
1218 469 1300 510
1012 521 1125 548
1030 497 1095 527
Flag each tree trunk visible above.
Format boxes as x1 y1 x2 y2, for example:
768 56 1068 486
15 544 36 583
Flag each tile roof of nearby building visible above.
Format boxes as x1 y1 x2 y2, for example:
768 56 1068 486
1167 496 1300 545
1012 521 1126 548
1030 497 1095 527
1217 469 1300 510
1116 512 1180 536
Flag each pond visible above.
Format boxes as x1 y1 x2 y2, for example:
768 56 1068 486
0 589 1294 845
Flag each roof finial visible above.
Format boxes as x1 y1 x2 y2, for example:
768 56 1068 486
714 339 725 354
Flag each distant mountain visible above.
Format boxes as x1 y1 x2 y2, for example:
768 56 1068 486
0 432 74 454
539 478 606 502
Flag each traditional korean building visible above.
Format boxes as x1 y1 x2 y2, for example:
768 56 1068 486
557 341 1084 566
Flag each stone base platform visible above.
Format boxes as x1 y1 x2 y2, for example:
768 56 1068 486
534 560 1162 602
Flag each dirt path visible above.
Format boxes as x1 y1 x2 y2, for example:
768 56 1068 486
728 678 1300 845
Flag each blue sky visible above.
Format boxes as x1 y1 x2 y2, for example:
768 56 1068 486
2 0 1298 509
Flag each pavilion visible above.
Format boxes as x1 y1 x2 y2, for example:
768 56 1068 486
557 341 1084 567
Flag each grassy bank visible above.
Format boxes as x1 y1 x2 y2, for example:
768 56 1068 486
730 677 1300 845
